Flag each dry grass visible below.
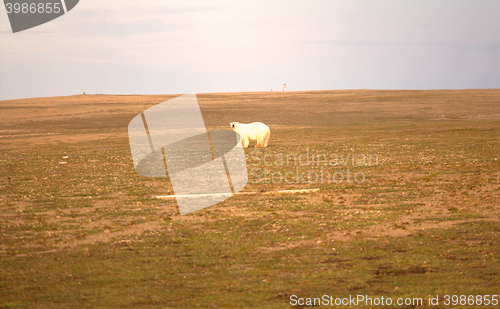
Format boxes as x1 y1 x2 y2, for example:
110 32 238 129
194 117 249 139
1 89 499 308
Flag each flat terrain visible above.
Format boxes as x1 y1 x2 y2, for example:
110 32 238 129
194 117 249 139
1 89 499 308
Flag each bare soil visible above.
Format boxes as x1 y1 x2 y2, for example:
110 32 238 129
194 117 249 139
1 89 499 308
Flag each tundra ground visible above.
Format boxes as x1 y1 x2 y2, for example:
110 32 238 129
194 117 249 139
1 89 499 308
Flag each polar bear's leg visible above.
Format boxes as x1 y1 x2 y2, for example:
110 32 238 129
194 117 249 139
242 136 249 148
256 136 262 147
262 131 270 147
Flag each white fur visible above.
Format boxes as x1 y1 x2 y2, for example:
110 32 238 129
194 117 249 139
230 122 270 147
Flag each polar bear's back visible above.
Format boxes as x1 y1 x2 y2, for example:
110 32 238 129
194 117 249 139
240 122 270 139
246 122 269 131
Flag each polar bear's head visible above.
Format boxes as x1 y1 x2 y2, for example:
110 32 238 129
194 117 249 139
230 122 242 134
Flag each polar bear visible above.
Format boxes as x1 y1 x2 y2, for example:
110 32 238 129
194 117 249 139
230 122 270 148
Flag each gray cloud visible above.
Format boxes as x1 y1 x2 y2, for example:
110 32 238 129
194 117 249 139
1 0 499 100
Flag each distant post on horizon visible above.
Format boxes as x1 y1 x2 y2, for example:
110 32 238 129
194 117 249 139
282 84 287 92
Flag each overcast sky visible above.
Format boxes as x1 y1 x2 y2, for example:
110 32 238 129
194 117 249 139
1 0 499 100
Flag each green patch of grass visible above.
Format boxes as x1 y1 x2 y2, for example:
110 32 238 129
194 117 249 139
1 92 500 307
5 219 496 308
